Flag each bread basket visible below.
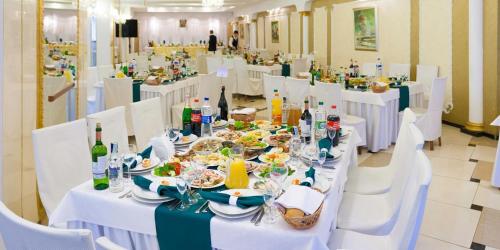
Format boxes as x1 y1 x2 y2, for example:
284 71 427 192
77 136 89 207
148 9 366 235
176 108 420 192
231 113 256 122
277 202 324 230
371 82 388 93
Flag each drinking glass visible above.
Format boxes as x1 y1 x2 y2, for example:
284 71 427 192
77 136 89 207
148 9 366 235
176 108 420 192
262 179 279 224
176 176 189 211
290 137 302 167
122 143 137 186
270 164 288 191
318 148 328 176
327 129 337 150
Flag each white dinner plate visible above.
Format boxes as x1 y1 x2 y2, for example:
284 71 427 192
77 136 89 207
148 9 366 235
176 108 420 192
209 203 260 219
174 134 199 146
187 170 226 189
301 147 342 161
213 120 228 128
283 172 331 193
131 185 174 201
208 189 261 216
130 157 161 172
131 193 173 204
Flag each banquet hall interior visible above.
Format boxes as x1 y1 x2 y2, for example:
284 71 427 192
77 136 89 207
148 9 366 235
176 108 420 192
0 0 499 249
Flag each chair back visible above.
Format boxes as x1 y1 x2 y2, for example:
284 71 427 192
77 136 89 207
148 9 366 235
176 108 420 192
389 63 411 78
0 201 96 250
150 55 165 68
130 98 164 150
291 58 308 77
43 76 68 127
361 63 377 77
97 65 114 82
389 150 432 250
196 54 208 74
87 67 98 97
416 64 438 99
32 119 91 216
263 74 286 119
414 77 447 141
87 106 129 155
221 69 236 111
426 77 447 113
206 56 222 74
312 82 343 115
284 77 311 105
233 58 254 95
197 72 220 109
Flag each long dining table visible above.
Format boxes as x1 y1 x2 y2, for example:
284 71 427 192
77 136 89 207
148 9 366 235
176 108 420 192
50 126 361 250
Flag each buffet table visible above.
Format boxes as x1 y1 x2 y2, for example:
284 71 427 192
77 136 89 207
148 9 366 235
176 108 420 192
247 64 282 79
341 82 424 152
148 46 208 58
140 76 200 127
50 127 361 250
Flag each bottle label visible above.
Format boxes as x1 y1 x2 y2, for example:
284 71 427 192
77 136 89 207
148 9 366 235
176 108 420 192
299 119 311 136
92 156 107 179
202 115 212 124
315 120 326 130
191 113 201 123
109 164 119 179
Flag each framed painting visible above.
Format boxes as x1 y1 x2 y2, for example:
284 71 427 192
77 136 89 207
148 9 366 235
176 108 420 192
179 19 187 28
271 21 279 43
353 7 377 51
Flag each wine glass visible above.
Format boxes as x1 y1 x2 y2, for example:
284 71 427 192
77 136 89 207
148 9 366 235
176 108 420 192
262 179 279 224
327 128 336 150
122 144 137 186
318 148 328 176
270 163 288 192
290 137 302 168
176 176 189 211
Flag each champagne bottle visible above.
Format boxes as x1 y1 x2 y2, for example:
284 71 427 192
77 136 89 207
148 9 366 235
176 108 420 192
218 86 229 121
92 123 109 190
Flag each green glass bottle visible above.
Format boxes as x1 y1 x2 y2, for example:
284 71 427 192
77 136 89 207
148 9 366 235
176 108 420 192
92 123 109 190
182 95 192 135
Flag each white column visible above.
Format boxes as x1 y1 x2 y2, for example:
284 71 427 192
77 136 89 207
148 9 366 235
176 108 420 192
0 0 3 202
95 0 112 67
302 14 309 55
467 0 484 131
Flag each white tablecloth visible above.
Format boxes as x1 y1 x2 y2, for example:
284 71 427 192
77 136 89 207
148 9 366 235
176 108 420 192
50 127 361 250
342 82 424 152
140 77 200 127
247 64 282 79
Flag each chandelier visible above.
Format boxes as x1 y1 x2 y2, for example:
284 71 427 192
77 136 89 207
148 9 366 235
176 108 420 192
202 0 224 8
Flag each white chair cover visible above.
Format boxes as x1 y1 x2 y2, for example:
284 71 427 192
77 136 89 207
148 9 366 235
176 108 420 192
206 56 222 74
234 58 263 96
291 58 308 77
413 77 447 141
284 77 311 105
103 77 134 135
97 65 114 82
130 98 165 150
150 55 165 68
263 74 286 119
329 150 432 250
221 69 236 111
43 76 68 127
95 237 127 250
337 122 425 235
416 64 438 100
0 201 96 250
196 54 208 74
197 72 220 109
361 63 377 77
222 57 235 69
389 63 411 78
87 106 129 155
490 116 500 187
32 119 91 217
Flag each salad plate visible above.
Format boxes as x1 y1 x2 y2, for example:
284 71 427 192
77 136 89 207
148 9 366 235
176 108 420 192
131 193 173 205
130 157 161 173
174 134 199 146
208 189 261 216
213 120 228 128
131 185 175 201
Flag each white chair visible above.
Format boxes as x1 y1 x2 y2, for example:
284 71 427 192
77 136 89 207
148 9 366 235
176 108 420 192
130 98 164 150
329 150 432 250
336 122 424 235
87 106 129 155
263 74 287 119
345 109 417 195
221 68 237 111
410 77 447 150
206 56 222 74
416 64 438 100
150 55 165 68
0 201 125 250
234 58 263 96
291 58 308 77
312 82 367 147
196 54 208 74
361 63 377 77
97 65 114 82
284 77 311 105
389 63 411 78
32 119 91 217
103 77 134 135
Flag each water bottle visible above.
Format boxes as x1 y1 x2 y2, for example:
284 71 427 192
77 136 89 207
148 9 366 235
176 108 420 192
314 101 327 142
376 58 383 77
108 142 123 193
201 97 213 137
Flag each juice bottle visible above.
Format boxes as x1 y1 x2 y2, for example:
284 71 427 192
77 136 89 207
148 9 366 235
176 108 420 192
271 89 282 126
224 158 249 189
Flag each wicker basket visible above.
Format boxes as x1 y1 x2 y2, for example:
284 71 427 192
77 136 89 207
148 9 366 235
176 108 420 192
231 112 256 122
371 85 387 93
277 202 324 230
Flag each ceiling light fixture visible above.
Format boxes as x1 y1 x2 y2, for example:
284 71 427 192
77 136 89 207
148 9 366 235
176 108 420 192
202 0 224 8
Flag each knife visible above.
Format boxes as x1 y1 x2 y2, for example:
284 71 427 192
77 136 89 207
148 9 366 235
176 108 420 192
250 207 263 223
195 200 209 214
254 207 265 226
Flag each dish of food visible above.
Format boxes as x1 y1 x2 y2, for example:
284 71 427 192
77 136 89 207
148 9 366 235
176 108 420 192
190 137 224 154
151 162 182 177
254 120 271 127
217 161 261 173
253 163 296 179
259 124 282 132
213 120 228 128
246 129 271 140
193 153 228 166
174 134 198 145
228 121 252 131
235 135 269 150
172 150 195 162
276 129 292 135
258 152 290 164
263 134 292 147
187 169 225 189
215 130 243 141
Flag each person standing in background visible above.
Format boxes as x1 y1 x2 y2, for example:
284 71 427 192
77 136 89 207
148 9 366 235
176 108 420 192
208 30 217 53
229 30 239 51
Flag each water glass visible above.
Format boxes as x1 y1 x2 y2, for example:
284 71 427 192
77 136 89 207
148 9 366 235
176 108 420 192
262 179 279 224
318 148 328 176
327 129 337 149
176 176 189 211
290 137 302 165
122 153 136 186
270 164 288 190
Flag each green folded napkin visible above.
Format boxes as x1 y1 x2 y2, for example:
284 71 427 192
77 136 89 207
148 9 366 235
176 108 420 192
126 146 153 169
133 176 182 200
281 63 290 77
390 85 409 112
132 82 141 102
318 138 334 158
198 191 265 209
300 167 316 187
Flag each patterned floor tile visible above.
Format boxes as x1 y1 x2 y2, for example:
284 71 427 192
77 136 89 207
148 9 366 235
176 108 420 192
472 161 494 181
470 136 499 148
473 208 500 249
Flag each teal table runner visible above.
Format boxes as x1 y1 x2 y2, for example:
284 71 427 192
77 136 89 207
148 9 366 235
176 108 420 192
390 85 410 112
282 64 290 77
132 81 142 102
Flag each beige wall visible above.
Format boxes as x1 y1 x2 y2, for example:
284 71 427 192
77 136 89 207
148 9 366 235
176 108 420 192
313 7 328 65
264 14 289 53
290 12 301 55
2 0 38 221
257 16 265 49
330 0 411 74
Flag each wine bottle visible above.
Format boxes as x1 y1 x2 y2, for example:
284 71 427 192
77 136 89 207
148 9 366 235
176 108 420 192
218 86 229 121
299 99 312 144
182 95 192 135
92 123 109 190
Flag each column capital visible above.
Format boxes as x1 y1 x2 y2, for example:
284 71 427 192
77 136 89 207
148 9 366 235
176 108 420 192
299 11 311 17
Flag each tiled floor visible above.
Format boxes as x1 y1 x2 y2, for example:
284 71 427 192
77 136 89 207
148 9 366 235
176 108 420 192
236 96 500 250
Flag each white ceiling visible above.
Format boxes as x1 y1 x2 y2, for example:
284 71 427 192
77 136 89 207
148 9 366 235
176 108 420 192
126 0 267 12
